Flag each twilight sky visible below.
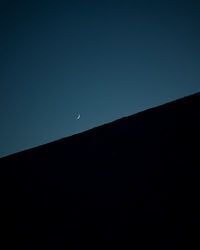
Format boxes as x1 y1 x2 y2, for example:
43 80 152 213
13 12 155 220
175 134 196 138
1 0 200 157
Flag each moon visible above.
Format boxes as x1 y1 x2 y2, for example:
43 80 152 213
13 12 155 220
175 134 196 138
76 114 80 120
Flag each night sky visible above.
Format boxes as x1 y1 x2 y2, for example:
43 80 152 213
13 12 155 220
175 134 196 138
1 0 200 157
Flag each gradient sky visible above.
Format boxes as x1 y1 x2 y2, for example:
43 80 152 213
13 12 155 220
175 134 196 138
1 0 200 157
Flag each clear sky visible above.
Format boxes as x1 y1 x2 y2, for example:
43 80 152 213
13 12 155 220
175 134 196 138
1 0 200 157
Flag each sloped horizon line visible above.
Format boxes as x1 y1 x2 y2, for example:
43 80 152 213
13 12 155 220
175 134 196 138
1 91 199 159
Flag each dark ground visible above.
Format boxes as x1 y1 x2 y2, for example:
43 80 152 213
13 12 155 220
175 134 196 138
1 92 200 249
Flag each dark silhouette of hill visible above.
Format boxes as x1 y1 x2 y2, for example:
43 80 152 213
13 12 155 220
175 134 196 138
1 92 200 249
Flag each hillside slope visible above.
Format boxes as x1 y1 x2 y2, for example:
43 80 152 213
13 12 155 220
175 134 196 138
1 92 200 249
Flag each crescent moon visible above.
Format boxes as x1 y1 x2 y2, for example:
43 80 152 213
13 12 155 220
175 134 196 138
76 114 80 120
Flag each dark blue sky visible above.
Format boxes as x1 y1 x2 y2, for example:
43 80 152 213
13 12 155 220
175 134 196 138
1 0 200 157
